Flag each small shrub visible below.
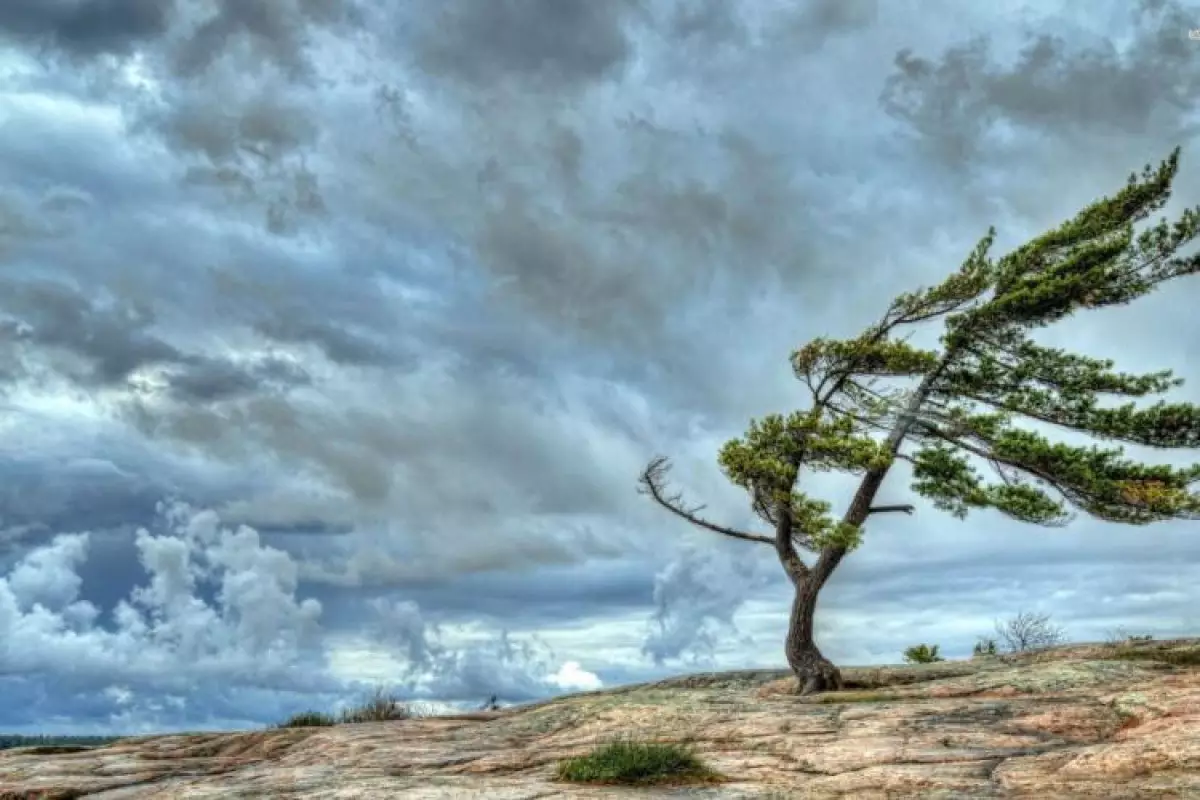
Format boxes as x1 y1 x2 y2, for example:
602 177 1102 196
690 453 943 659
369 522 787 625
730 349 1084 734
1106 627 1155 645
972 637 998 657
556 736 722 786
902 643 944 664
339 686 414 724
995 610 1065 653
276 710 337 728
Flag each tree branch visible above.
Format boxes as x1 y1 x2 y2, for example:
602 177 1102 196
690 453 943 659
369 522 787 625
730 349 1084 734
812 358 955 590
773 513 812 584
868 504 915 515
637 456 776 546
910 421 1085 509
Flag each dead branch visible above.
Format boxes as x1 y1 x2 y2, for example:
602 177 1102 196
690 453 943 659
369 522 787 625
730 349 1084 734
868 504 915 515
637 456 775 546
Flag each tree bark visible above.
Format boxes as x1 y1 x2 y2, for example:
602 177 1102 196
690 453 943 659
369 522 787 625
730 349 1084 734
785 363 955 694
785 578 843 694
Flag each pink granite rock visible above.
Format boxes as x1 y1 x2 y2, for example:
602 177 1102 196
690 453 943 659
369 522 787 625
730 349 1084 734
1 638 1197 798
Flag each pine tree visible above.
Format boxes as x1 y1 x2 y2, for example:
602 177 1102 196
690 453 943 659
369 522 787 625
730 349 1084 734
639 149 1200 694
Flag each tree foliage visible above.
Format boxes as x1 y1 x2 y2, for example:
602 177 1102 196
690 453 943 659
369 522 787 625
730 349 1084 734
640 149 1200 590
902 643 944 664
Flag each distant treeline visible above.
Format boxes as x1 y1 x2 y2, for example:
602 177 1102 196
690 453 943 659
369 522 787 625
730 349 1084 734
0 733 123 751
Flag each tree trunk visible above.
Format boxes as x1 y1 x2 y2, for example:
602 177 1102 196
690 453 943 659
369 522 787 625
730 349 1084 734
785 579 843 694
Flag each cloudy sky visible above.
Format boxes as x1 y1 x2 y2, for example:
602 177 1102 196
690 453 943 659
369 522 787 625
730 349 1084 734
2 0 1200 736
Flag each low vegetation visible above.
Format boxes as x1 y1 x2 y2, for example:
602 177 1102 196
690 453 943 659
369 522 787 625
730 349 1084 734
1108 645 1200 667
902 643 945 664
898 611 1066 667
275 687 417 729
994 610 1066 653
972 637 998 657
1105 627 1155 645
0 734 122 752
556 736 724 786
275 710 339 728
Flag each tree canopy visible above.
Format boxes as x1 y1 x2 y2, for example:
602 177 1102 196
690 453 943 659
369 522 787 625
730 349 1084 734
642 148 1200 582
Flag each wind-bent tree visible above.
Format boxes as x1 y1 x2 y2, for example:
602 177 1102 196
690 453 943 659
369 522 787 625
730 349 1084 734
639 149 1200 694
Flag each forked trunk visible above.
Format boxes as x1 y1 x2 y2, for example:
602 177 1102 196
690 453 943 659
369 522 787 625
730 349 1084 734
785 579 843 695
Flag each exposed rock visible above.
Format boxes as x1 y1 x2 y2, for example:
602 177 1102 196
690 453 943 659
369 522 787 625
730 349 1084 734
2 638 1198 798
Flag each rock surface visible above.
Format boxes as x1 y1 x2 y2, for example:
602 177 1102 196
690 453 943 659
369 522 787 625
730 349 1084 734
2 638 1198 798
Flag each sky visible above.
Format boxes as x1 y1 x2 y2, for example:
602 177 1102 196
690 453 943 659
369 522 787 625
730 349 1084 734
1 0 1200 736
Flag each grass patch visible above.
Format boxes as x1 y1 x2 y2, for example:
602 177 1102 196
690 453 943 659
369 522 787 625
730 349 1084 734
338 687 414 724
903 643 945 664
275 686 417 728
275 710 338 728
556 736 724 786
1108 646 1200 667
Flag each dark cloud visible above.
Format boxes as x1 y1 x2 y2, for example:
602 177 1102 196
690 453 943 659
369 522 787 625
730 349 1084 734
881 0 1200 167
153 89 320 162
0 277 311 401
1 278 181 387
0 0 361 78
171 0 363 80
138 82 329 235
665 0 747 45
164 355 312 402
252 316 402 367
117 363 646 521
0 0 173 58
0 459 163 551
412 0 639 90
433 118 829 353
783 0 878 48
361 560 656 625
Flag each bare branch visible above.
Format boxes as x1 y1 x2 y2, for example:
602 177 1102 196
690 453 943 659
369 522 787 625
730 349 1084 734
994 610 1066 653
637 456 775 546
868 504 915 515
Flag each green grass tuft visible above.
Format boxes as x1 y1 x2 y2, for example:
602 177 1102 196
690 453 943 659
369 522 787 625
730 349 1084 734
276 710 338 728
556 736 723 786
903 643 944 664
274 686 417 728
338 687 413 724
1108 646 1200 666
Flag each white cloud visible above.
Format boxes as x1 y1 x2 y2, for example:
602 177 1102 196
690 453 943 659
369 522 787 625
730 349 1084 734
547 660 603 692
642 540 776 666
0 503 324 688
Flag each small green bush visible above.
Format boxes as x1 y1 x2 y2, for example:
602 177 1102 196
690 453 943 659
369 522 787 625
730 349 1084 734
339 687 413 723
972 637 998 657
276 710 337 728
902 643 944 664
274 686 416 728
556 736 722 786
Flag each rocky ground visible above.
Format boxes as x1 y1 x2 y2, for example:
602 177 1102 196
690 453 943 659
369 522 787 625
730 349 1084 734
1 638 1198 798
